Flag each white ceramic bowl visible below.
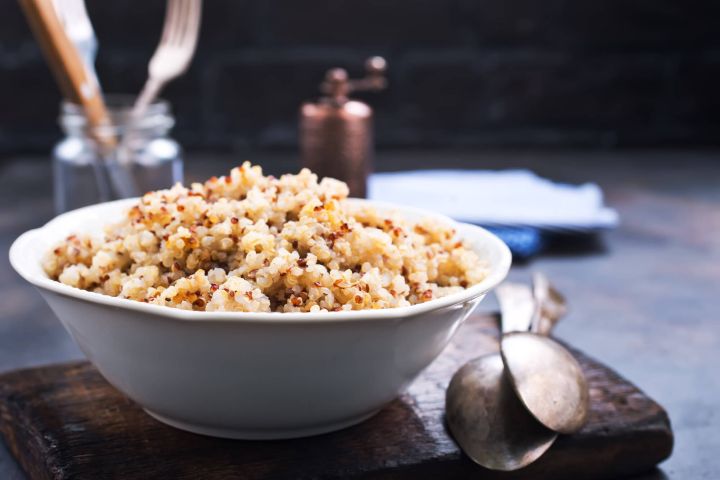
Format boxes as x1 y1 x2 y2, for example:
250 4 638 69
10 198 511 439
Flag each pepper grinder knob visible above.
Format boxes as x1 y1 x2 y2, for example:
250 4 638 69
321 68 350 104
349 56 387 94
363 56 387 88
320 57 387 104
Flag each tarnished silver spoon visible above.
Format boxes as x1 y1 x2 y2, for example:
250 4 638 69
445 282 558 471
501 273 589 434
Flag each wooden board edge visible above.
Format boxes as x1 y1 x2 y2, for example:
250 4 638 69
0 383 57 480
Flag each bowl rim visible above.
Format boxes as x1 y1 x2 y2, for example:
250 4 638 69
10 197 511 324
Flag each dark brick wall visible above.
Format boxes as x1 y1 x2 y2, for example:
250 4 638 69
1 0 719 154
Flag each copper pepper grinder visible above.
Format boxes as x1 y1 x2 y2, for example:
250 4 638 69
299 57 387 198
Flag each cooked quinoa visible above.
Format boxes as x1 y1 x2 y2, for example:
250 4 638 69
43 163 488 312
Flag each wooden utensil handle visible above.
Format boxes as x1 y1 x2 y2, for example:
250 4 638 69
19 0 115 147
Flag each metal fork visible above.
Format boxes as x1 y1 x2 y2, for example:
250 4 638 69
52 0 101 92
131 0 202 118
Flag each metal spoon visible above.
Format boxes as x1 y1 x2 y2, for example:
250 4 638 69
445 282 558 471
500 273 589 434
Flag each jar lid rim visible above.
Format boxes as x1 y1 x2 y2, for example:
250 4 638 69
59 95 174 134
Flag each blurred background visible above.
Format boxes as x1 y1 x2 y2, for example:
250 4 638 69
1 0 719 155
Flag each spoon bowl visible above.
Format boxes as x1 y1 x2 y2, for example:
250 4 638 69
445 353 557 471
501 332 589 434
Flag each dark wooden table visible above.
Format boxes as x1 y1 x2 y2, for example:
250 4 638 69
1 150 718 479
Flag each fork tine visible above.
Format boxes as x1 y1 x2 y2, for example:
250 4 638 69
171 0 192 46
180 0 201 48
163 0 180 46
188 0 202 47
133 0 202 117
159 0 180 46
178 0 201 49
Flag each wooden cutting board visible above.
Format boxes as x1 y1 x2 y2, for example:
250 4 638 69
0 313 672 480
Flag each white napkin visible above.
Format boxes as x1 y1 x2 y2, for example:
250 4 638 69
368 169 619 231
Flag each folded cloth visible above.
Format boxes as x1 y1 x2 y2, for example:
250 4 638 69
368 169 619 258
368 169 619 231
484 226 544 260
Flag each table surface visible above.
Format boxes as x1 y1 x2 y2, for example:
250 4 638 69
1 150 718 479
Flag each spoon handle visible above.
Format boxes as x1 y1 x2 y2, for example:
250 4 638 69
496 282 535 335
531 272 568 336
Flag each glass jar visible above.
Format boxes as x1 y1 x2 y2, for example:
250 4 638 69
52 95 183 214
